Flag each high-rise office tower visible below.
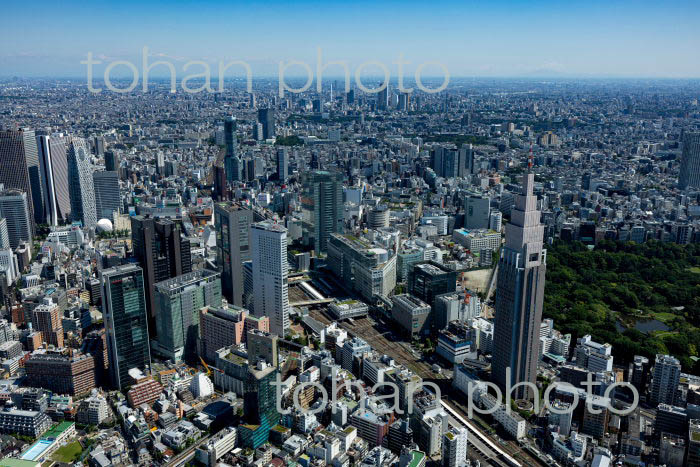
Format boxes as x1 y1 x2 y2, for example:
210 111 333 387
0 128 43 230
130 216 192 331
492 171 546 400
650 354 681 406
37 134 71 226
245 158 258 182
0 188 32 249
214 202 253 306
155 153 165 176
258 108 275 140
67 137 97 229
398 92 410 111
432 146 458 178
377 85 389 110
92 170 121 220
104 151 119 173
346 89 355 105
254 123 263 141
93 136 105 156
301 170 344 254
154 269 221 363
464 195 491 229
101 265 151 391
213 164 227 201
581 172 592 191
251 221 290 337
240 362 280 449
458 144 475 176
679 131 700 190
489 211 503 232
276 148 288 183
223 117 242 183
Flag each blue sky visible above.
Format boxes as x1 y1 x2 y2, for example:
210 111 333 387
1 0 699 78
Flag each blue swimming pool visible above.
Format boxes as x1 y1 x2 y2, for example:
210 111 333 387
20 438 54 461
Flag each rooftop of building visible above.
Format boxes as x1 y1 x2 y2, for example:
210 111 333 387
413 262 449 276
406 450 426 467
252 220 286 232
154 268 219 292
392 293 430 309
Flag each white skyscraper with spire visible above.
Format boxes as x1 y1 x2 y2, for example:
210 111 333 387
251 221 290 337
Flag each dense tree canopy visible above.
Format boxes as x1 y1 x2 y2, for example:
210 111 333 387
544 240 700 372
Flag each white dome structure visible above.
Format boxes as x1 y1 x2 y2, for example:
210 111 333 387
190 373 214 399
96 218 113 232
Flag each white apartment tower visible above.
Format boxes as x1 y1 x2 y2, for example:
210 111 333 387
442 426 468 467
650 354 681 406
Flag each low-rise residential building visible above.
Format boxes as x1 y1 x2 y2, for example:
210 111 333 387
0 408 52 438
195 426 237 466
452 228 501 251
127 378 163 408
76 393 109 426
479 393 526 440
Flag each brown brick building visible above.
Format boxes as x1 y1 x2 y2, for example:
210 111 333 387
24 349 96 396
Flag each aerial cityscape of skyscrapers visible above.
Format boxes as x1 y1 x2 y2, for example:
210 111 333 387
0 2 699 466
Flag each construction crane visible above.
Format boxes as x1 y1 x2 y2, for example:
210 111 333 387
199 356 211 376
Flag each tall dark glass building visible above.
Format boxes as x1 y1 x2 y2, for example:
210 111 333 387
239 362 280 449
300 170 344 254
104 150 119 172
492 172 546 400
679 131 700 190
130 215 192 332
214 202 253 306
223 116 242 183
101 265 151 391
276 147 288 183
409 261 457 307
0 128 43 230
258 108 275 140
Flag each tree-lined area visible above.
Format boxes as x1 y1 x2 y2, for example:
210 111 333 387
543 240 700 372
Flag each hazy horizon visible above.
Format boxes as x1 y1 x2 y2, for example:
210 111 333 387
2 0 699 79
